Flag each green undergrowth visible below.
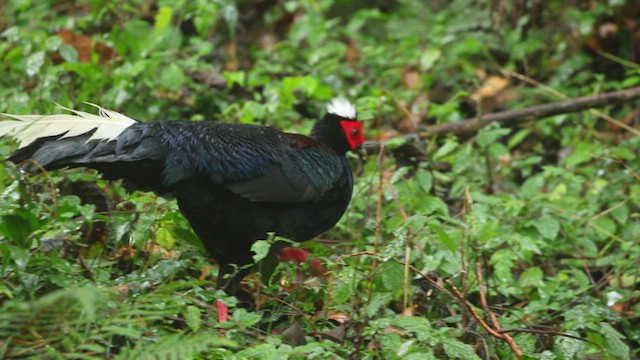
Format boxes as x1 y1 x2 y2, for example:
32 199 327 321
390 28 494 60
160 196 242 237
1 0 639 358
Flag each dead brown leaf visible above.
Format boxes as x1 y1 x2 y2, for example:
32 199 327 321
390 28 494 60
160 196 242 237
470 76 517 113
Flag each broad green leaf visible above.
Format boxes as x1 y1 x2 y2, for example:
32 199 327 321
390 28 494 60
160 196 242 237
223 70 245 88
507 128 532 149
58 44 78 63
600 322 630 360
332 266 359 305
184 305 202 332
251 240 271 263
564 142 595 167
432 140 458 159
418 195 449 216
45 36 63 51
154 7 174 34
610 203 629 224
161 63 186 91
194 4 219 37
591 215 617 240
429 222 457 252
519 266 543 287
553 331 584 359
221 3 239 37
549 183 567 201
477 127 510 148
169 226 204 251
533 214 560 240
365 292 393 317
232 308 262 328
26 51 45 76
420 48 441 71
377 261 404 292
415 169 433 193
442 338 481 360
155 226 176 249
395 316 432 342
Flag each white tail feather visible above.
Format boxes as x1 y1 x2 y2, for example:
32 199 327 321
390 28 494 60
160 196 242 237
0 103 137 149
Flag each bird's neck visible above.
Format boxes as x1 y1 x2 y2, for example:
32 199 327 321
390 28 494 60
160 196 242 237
310 117 349 156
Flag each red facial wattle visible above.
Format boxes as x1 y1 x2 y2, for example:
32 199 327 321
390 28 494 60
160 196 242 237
340 120 364 150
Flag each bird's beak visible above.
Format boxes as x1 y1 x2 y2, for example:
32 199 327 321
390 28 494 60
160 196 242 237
356 145 367 162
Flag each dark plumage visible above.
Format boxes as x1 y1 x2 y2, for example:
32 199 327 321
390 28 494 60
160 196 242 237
1 99 364 318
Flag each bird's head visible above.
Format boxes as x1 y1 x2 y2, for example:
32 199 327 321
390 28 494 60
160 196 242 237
312 98 365 158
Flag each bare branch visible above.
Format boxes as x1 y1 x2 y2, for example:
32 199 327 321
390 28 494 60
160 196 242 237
420 86 640 137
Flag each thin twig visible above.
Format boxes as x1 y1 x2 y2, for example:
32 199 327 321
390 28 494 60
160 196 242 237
267 296 318 333
497 328 604 350
445 279 524 358
476 259 501 331
335 250 457 301
393 259 456 301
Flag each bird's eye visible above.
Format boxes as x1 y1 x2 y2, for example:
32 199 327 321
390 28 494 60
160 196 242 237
351 128 359 136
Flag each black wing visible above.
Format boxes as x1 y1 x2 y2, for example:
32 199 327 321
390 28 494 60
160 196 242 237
153 122 345 202
7 120 346 203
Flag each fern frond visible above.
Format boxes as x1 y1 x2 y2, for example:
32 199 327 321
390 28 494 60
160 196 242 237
115 332 236 360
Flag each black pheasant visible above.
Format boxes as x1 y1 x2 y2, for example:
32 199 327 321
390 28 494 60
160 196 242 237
0 99 364 320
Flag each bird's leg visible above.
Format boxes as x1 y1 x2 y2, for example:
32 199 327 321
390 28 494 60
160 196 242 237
215 263 250 322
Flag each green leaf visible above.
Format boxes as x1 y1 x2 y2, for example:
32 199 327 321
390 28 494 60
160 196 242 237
377 261 404 292
184 305 202 332
553 332 584 359
532 214 560 240
418 195 449 216
161 63 186 91
610 203 629 224
170 225 204 251
194 4 219 37
232 308 262 328
241 101 267 123
429 222 457 252
251 240 271 263
365 292 393 317
477 127 511 148
442 338 481 359
591 215 617 240
223 70 245 88
519 266 543 288
155 226 176 249
395 316 432 342
600 322 630 360
26 51 45 76
45 36 63 51
420 48 441 71
414 169 433 193
564 142 595 167
432 140 458 159
59 44 78 63
154 7 174 34
507 128 532 149
332 266 359 305
221 3 239 37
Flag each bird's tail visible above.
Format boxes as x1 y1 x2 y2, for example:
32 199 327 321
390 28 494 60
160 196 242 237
0 103 137 150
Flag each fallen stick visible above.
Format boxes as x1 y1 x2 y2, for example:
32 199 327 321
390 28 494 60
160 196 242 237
419 85 640 137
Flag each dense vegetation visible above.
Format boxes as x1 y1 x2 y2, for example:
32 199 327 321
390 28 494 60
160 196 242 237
1 0 639 358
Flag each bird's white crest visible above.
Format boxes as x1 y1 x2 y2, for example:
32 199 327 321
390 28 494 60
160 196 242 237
327 98 356 119
0 102 137 149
